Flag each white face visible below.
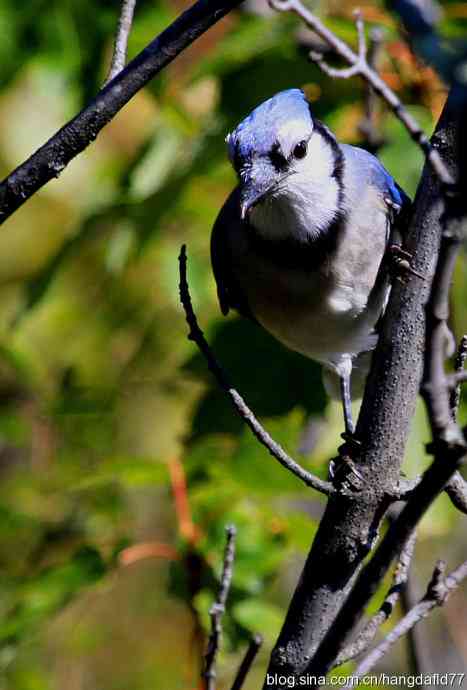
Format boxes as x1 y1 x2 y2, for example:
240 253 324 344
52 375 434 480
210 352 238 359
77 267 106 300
249 128 343 243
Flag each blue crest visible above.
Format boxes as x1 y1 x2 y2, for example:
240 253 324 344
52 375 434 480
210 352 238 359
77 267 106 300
226 89 312 163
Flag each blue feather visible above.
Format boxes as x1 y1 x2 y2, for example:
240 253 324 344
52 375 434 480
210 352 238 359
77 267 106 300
227 89 311 162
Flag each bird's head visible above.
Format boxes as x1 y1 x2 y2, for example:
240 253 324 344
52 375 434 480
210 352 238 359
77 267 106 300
226 89 344 240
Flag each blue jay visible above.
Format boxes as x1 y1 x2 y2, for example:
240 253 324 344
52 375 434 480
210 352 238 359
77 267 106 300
211 89 410 437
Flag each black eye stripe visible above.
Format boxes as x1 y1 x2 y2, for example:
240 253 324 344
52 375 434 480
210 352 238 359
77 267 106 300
269 142 288 172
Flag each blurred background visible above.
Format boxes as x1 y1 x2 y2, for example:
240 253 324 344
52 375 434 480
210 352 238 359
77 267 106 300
0 1 465 688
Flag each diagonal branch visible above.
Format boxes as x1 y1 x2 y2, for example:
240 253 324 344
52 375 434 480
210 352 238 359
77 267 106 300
358 27 385 153
347 557 467 684
178 245 334 496
399 562 431 677
230 634 263 690
203 525 237 690
0 0 245 224
268 0 454 189
333 529 416 667
394 468 467 515
105 0 138 84
263 84 465 687
303 91 467 678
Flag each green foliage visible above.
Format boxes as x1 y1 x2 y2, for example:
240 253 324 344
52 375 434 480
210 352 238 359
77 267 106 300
0 1 465 688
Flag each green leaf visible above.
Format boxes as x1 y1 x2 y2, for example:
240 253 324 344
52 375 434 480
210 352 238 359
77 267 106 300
232 599 284 644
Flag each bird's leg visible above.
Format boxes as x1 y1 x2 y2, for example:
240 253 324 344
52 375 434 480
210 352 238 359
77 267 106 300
329 371 364 488
339 369 355 438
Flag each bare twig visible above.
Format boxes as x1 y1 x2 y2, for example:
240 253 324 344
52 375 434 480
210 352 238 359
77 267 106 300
400 565 431 678
203 525 237 690
450 335 467 419
394 468 467 515
230 634 263 690
347 558 467 684
105 0 138 84
358 27 385 153
449 370 467 389
178 245 334 496
268 0 454 189
334 530 416 667
0 0 245 224
445 471 467 514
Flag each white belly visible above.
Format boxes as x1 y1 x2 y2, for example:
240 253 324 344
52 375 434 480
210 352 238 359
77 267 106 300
231 234 388 372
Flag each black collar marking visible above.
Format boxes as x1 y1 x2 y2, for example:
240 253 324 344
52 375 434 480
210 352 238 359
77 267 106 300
247 117 347 272
311 117 345 209
247 209 347 272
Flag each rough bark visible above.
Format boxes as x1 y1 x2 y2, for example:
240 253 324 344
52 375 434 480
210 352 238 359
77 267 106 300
264 90 460 687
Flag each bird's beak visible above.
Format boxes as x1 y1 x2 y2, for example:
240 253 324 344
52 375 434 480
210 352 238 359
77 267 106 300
239 178 274 221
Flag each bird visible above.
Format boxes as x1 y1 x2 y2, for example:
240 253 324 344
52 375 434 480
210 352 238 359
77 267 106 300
210 88 410 438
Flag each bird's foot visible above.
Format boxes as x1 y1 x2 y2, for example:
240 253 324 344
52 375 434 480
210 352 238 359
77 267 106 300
329 434 364 492
387 244 425 283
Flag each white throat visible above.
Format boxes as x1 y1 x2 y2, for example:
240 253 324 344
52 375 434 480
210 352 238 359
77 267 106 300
249 133 343 243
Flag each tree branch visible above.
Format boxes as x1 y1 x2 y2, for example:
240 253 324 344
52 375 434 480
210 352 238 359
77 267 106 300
178 245 334 496
268 0 454 189
230 634 263 690
302 89 467 678
105 0 138 84
451 335 467 419
333 529 416 667
264 83 464 690
203 524 237 690
358 26 385 153
0 0 244 224
400 562 432 678
347 557 467 684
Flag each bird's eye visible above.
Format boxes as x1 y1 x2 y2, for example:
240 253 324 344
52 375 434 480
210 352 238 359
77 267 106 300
293 140 308 160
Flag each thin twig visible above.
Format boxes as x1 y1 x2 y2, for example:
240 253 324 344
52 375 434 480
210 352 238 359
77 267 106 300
178 245 334 496
230 634 263 690
268 0 454 189
393 469 467 515
105 0 138 84
203 525 237 690
346 558 467 685
400 566 431 679
334 530 416 667
450 335 467 420
445 471 467 514
358 27 385 153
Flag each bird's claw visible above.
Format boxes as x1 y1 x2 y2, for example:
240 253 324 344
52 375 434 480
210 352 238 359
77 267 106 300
329 435 364 491
387 244 425 283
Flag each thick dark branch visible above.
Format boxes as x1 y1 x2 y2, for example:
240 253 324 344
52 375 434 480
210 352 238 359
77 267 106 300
334 530 416 667
264 89 463 687
230 634 263 690
348 557 467 683
395 470 467 515
0 0 244 224
178 246 334 496
268 0 454 188
105 0 138 84
304 91 467 677
203 525 237 690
